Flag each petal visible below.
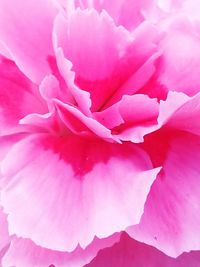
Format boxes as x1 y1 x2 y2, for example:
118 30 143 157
53 9 130 111
54 9 130 81
95 94 159 143
54 9 157 111
52 49 92 115
39 74 118 142
109 51 160 107
55 100 118 142
158 91 200 136
0 57 45 135
76 0 154 30
0 0 58 83
2 233 119 267
158 17 200 96
0 209 10 252
158 91 190 125
0 41 12 60
181 0 200 20
0 134 25 163
137 62 168 101
0 134 27 186
127 132 200 256
1 133 160 252
85 233 200 267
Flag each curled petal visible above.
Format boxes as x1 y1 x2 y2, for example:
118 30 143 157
39 74 118 142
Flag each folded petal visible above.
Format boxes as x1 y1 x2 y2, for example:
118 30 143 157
95 94 159 143
85 233 200 267
0 0 58 83
1 133 160 252
2 233 119 267
39 75 118 142
127 132 200 257
51 50 92 115
55 100 118 142
109 52 160 107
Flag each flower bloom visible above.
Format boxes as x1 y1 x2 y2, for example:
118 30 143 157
0 0 200 266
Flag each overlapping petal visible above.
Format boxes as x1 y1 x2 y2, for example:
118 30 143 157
53 8 157 111
127 131 200 257
0 57 45 135
39 74 118 142
158 91 200 136
85 233 200 267
94 94 159 143
0 0 199 266
1 133 160 252
2 233 119 267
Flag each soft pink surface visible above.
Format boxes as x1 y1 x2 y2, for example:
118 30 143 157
0 0 200 266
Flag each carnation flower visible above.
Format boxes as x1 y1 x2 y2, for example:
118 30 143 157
0 0 200 266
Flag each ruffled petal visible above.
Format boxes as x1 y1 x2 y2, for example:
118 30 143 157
53 9 129 111
2 233 119 267
53 9 157 111
39 75 118 142
127 132 200 257
85 233 200 267
74 0 154 30
1 133 160 252
54 9 130 81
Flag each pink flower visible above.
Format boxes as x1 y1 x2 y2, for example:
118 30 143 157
0 0 200 266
